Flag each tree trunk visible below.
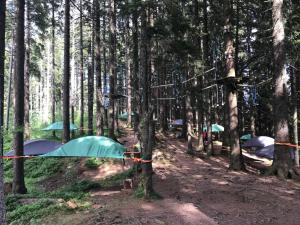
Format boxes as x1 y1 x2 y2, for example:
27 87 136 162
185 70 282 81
6 29 15 131
271 0 292 178
0 0 7 223
202 0 212 155
51 0 56 138
102 3 108 129
13 0 27 194
108 0 116 139
88 29 95 136
186 89 193 154
79 0 84 136
24 0 31 140
291 69 299 167
95 0 104 136
132 0 140 133
224 0 244 170
292 68 299 167
63 0 70 143
125 16 132 127
139 6 153 198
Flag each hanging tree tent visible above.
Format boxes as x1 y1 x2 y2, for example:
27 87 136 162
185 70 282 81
5 140 63 156
41 121 78 131
41 136 126 159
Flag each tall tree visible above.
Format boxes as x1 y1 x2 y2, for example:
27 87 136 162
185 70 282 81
132 0 139 133
63 0 71 143
224 0 244 170
24 0 31 140
95 0 104 136
202 0 212 155
13 0 27 194
272 0 291 178
51 0 56 137
139 5 154 198
291 68 299 167
108 0 116 139
0 0 7 223
87 27 95 136
79 0 84 136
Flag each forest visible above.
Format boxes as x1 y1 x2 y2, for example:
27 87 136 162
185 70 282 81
0 0 300 224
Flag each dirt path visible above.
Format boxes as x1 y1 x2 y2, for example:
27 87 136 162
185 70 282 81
43 131 300 225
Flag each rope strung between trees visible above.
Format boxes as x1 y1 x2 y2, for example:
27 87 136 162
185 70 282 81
275 143 300 149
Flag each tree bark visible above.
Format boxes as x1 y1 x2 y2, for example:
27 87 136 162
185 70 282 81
13 0 27 194
102 2 108 129
132 0 140 133
271 0 291 178
63 0 70 143
291 68 299 167
224 0 244 170
139 6 153 198
6 29 15 131
24 0 31 140
108 0 116 139
79 0 84 136
88 29 95 136
0 0 7 223
95 0 104 136
125 16 132 127
51 0 56 138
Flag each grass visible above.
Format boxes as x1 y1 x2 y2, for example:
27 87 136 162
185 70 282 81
6 198 69 225
3 125 132 224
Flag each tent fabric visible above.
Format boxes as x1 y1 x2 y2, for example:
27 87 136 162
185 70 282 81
242 136 274 148
41 136 126 159
171 119 184 126
42 121 78 131
5 140 62 156
240 134 252 141
255 145 296 160
118 112 135 121
203 124 224 132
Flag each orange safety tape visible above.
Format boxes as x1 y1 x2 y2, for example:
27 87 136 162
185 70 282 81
275 142 300 149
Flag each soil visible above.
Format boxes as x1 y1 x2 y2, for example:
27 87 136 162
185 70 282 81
41 129 300 225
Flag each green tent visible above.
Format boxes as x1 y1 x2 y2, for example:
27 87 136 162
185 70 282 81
41 136 126 159
118 112 135 121
240 134 252 141
42 121 78 131
203 124 224 132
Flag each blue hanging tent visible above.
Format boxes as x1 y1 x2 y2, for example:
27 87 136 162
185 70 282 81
5 139 62 156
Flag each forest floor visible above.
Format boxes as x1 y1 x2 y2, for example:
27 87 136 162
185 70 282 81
37 128 300 225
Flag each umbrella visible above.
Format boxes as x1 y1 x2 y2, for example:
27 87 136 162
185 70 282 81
242 136 274 148
41 136 126 159
5 139 62 156
203 124 224 132
240 134 252 141
42 121 78 131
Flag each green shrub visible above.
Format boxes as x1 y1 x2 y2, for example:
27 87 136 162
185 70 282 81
84 158 104 169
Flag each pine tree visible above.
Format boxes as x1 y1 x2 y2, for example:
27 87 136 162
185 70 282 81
13 0 27 194
63 0 71 143
0 0 7 223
